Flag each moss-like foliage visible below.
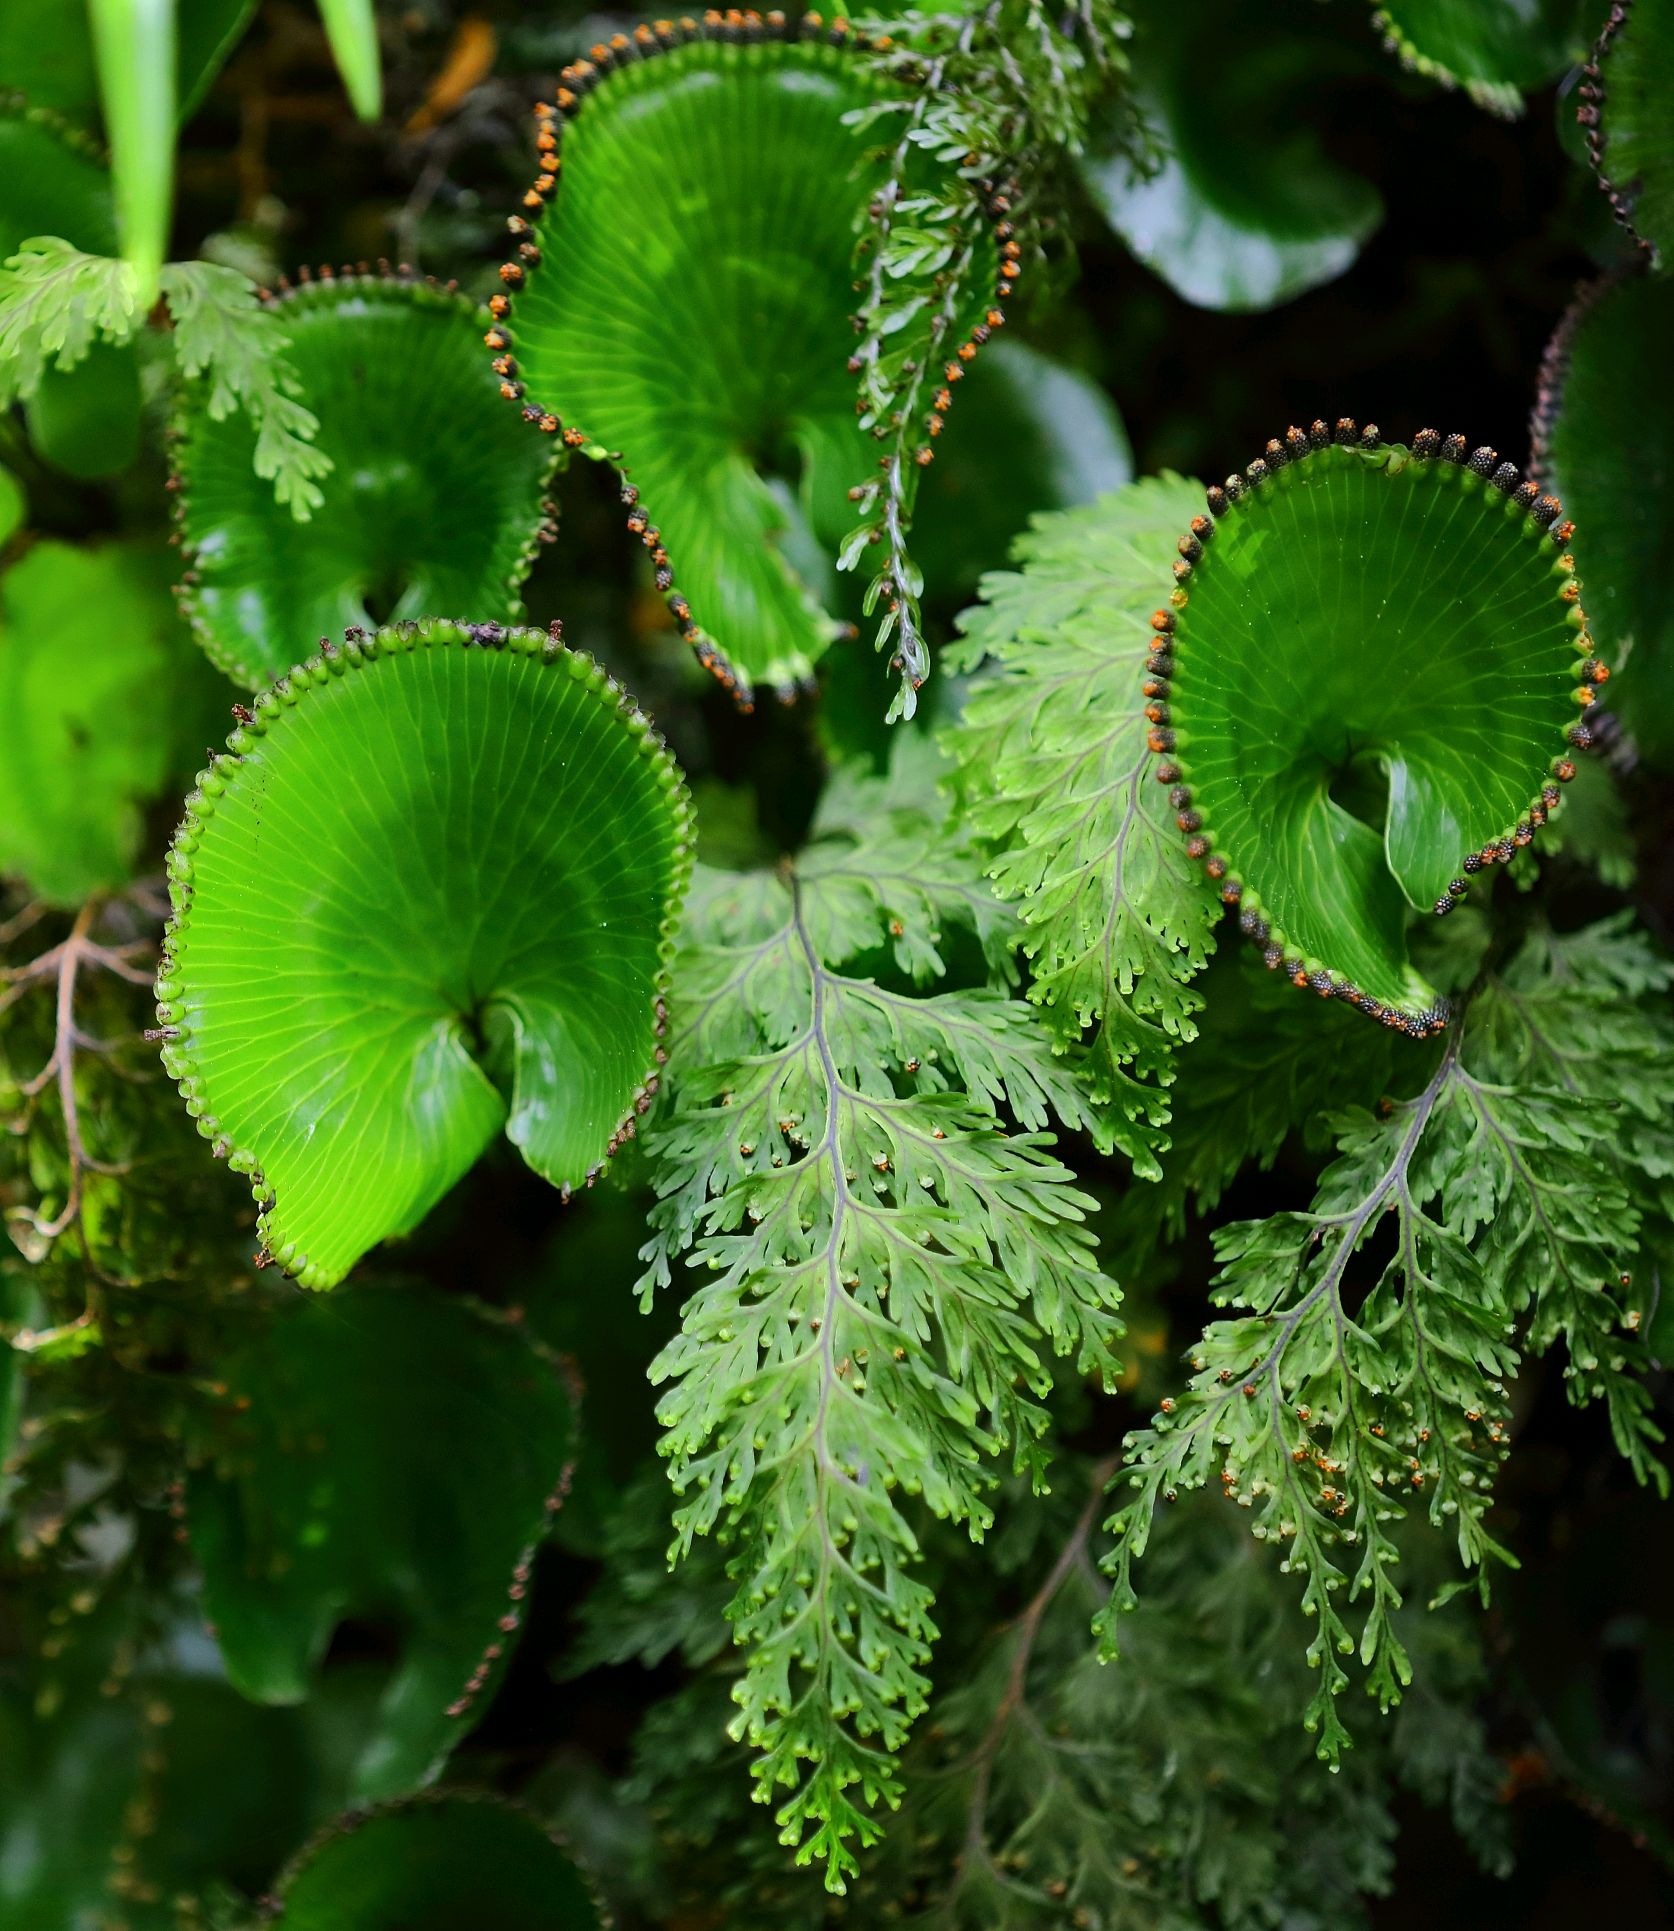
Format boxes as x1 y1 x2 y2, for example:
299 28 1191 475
1532 267 1674 765
271 1792 603 1928
155 619 693 1288
1581 0 1674 267
1087 0 1383 312
187 1286 578 1802
1154 421 1596 1028
173 271 558 688
1371 0 1584 117
0 538 226 906
493 14 996 707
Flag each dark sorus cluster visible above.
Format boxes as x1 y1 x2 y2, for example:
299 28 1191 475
1145 419 1606 1035
1578 2 1652 259
485 8 1017 710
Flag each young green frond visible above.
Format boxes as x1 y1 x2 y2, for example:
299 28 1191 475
158 260 332 518
1100 916 1671 1756
641 751 1122 1889
944 475 1220 1176
0 237 139 405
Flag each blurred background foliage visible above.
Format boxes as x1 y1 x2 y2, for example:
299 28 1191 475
1 1 1670 1926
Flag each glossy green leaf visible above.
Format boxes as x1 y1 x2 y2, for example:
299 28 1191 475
87 0 175 304
156 619 693 1288
174 273 556 687
1532 268 1674 765
0 95 116 257
910 339 1132 599
1372 0 1586 116
271 1793 603 1928
315 0 381 122
186 1286 578 1802
505 25 988 705
0 538 225 906
24 332 142 476
1583 0 1674 267
1159 427 1595 1026
176 0 259 121
1086 0 1383 312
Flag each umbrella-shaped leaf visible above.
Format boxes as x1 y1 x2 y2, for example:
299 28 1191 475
270 1792 603 1928
155 619 692 1288
1371 0 1585 117
173 272 558 689
497 18 995 706
1153 422 1597 1028
1581 0 1674 267
1532 267 1674 765
186 1287 579 1802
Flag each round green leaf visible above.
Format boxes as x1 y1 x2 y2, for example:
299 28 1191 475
271 1793 603 1929
156 619 692 1288
1532 267 1674 764
1154 424 1595 1028
0 538 227 906
1085 0 1383 313
0 94 117 257
174 273 558 689
1371 0 1586 117
501 21 993 706
1581 0 1674 267
24 332 142 477
186 1285 578 1802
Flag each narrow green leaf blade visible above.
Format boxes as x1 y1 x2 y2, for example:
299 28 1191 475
315 0 381 123
86 0 175 304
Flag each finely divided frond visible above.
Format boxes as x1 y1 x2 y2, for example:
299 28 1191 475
944 477 1220 1176
642 752 1121 1888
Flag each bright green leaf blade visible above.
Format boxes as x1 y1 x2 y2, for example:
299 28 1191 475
0 538 227 906
87 0 175 305
1162 431 1594 1024
175 273 556 687
273 1793 603 1928
1532 267 1674 765
0 0 254 126
910 339 1132 600
1371 0 1585 117
1086 0 1383 312
156 620 692 1288
506 27 990 705
315 0 381 122
186 1286 579 1801
1583 0 1674 267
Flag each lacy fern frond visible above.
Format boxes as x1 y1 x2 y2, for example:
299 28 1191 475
0 242 329 514
944 475 1221 1177
1100 915 1672 1758
158 261 333 518
845 0 1140 716
0 237 140 405
641 747 1122 1890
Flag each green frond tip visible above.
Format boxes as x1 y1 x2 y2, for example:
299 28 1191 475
1370 0 1584 118
172 270 556 688
187 1286 580 1801
1155 422 1598 1032
494 15 996 709
1531 266 1673 768
155 618 694 1290
270 1791 604 1927
1581 0 1674 269
944 474 1221 1178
